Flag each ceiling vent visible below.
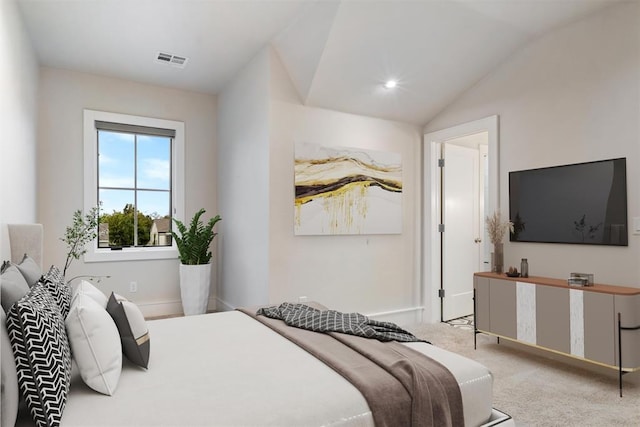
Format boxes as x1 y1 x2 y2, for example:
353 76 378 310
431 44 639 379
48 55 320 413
156 52 189 69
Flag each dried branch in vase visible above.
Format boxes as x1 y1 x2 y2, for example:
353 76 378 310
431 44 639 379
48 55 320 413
485 211 514 245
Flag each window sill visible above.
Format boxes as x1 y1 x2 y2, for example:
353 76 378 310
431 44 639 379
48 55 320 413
84 246 179 263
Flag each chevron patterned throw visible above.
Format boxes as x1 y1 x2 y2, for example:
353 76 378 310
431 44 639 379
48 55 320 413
258 302 422 343
7 283 71 427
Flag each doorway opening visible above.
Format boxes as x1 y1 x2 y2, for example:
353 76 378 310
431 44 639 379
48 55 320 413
423 116 499 323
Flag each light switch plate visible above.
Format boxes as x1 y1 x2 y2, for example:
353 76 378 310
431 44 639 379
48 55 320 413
634 217 640 235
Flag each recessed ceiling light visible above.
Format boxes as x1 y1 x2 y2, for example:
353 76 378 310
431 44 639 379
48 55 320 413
384 80 397 89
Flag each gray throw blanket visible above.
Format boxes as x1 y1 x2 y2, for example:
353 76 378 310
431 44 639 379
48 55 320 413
257 302 423 343
242 302 464 427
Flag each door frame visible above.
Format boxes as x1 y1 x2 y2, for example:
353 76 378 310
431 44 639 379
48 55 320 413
423 116 499 323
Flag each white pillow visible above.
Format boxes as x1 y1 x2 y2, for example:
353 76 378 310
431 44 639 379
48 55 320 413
72 280 108 309
66 292 122 395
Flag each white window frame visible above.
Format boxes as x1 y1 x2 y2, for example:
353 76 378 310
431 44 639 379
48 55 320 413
83 109 184 262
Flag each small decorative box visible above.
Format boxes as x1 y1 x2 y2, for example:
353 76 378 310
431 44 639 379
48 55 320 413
568 272 594 287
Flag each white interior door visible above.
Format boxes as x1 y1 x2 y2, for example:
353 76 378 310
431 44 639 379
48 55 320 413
423 115 498 324
442 142 480 321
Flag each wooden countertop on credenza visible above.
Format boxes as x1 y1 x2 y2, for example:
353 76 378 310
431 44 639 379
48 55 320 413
474 272 640 296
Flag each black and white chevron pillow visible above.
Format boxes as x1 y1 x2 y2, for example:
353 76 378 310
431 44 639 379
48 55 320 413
7 283 72 427
40 265 71 319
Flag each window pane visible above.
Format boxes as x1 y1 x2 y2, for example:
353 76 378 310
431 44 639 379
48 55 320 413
98 189 135 248
137 135 171 190
137 190 171 218
98 131 135 189
138 191 171 247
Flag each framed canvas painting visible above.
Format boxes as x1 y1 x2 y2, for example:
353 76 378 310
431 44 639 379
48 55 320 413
294 142 402 235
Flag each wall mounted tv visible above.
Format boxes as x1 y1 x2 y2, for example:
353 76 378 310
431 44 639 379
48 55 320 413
509 158 628 246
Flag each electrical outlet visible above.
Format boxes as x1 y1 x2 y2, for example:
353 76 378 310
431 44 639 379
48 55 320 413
298 296 309 303
129 281 138 293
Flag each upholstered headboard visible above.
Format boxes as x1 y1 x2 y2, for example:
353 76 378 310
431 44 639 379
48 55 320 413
3 224 48 427
7 223 43 269
2 224 44 427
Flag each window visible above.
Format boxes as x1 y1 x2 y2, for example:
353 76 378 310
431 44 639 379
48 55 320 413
96 122 173 248
84 110 184 262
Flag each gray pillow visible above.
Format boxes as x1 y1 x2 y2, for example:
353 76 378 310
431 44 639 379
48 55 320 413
1 264 30 313
106 293 150 369
1 306 19 427
16 254 42 287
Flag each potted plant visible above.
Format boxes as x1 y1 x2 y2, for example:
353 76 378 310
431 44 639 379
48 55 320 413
171 209 222 315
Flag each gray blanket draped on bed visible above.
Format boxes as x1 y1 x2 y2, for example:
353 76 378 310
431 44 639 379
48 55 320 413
239 303 464 427
257 302 423 342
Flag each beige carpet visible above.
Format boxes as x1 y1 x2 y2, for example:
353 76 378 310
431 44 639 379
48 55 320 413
406 322 640 426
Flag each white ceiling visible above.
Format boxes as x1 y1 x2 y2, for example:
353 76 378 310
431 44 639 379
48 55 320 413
17 0 618 126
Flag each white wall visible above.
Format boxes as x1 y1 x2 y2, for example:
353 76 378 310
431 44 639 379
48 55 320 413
37 67 217 316
269 49 423 319
217 50 271 309
217 46 422 322
0 0 40 260
424 2 640 286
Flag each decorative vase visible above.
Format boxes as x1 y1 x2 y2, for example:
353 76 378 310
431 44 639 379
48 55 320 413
492 243 504 273
179 263 211 315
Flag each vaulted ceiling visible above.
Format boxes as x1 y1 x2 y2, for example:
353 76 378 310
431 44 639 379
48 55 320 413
17 0 618 126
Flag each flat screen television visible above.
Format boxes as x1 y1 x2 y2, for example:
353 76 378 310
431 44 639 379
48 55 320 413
509 158 628 246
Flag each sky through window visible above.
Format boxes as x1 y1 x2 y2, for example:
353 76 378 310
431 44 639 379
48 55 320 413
98 130 171 217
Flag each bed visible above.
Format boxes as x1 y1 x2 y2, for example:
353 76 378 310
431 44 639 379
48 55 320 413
2 224 513 427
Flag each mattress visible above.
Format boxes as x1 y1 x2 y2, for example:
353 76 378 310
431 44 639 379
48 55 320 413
404 341 493 427
15 311 493 426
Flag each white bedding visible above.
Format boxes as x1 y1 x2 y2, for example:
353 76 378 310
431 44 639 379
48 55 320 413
16 311 493 427
6 224 495 426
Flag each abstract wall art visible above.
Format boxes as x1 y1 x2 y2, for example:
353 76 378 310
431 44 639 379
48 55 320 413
294 142 402 235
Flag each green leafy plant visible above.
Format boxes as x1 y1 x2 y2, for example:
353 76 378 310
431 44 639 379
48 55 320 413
171 209 222 265
61 206 100 275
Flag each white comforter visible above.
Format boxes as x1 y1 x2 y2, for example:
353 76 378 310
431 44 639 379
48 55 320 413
16 311 492 426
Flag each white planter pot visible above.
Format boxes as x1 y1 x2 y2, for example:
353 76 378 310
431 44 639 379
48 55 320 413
179 263 211 316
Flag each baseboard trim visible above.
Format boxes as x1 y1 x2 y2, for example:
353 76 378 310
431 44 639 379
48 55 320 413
141 298 425 326
215 297 236 311
139 297 219 318
365 306 424 326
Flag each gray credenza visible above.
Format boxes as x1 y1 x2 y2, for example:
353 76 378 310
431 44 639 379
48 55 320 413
473 272 640 395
